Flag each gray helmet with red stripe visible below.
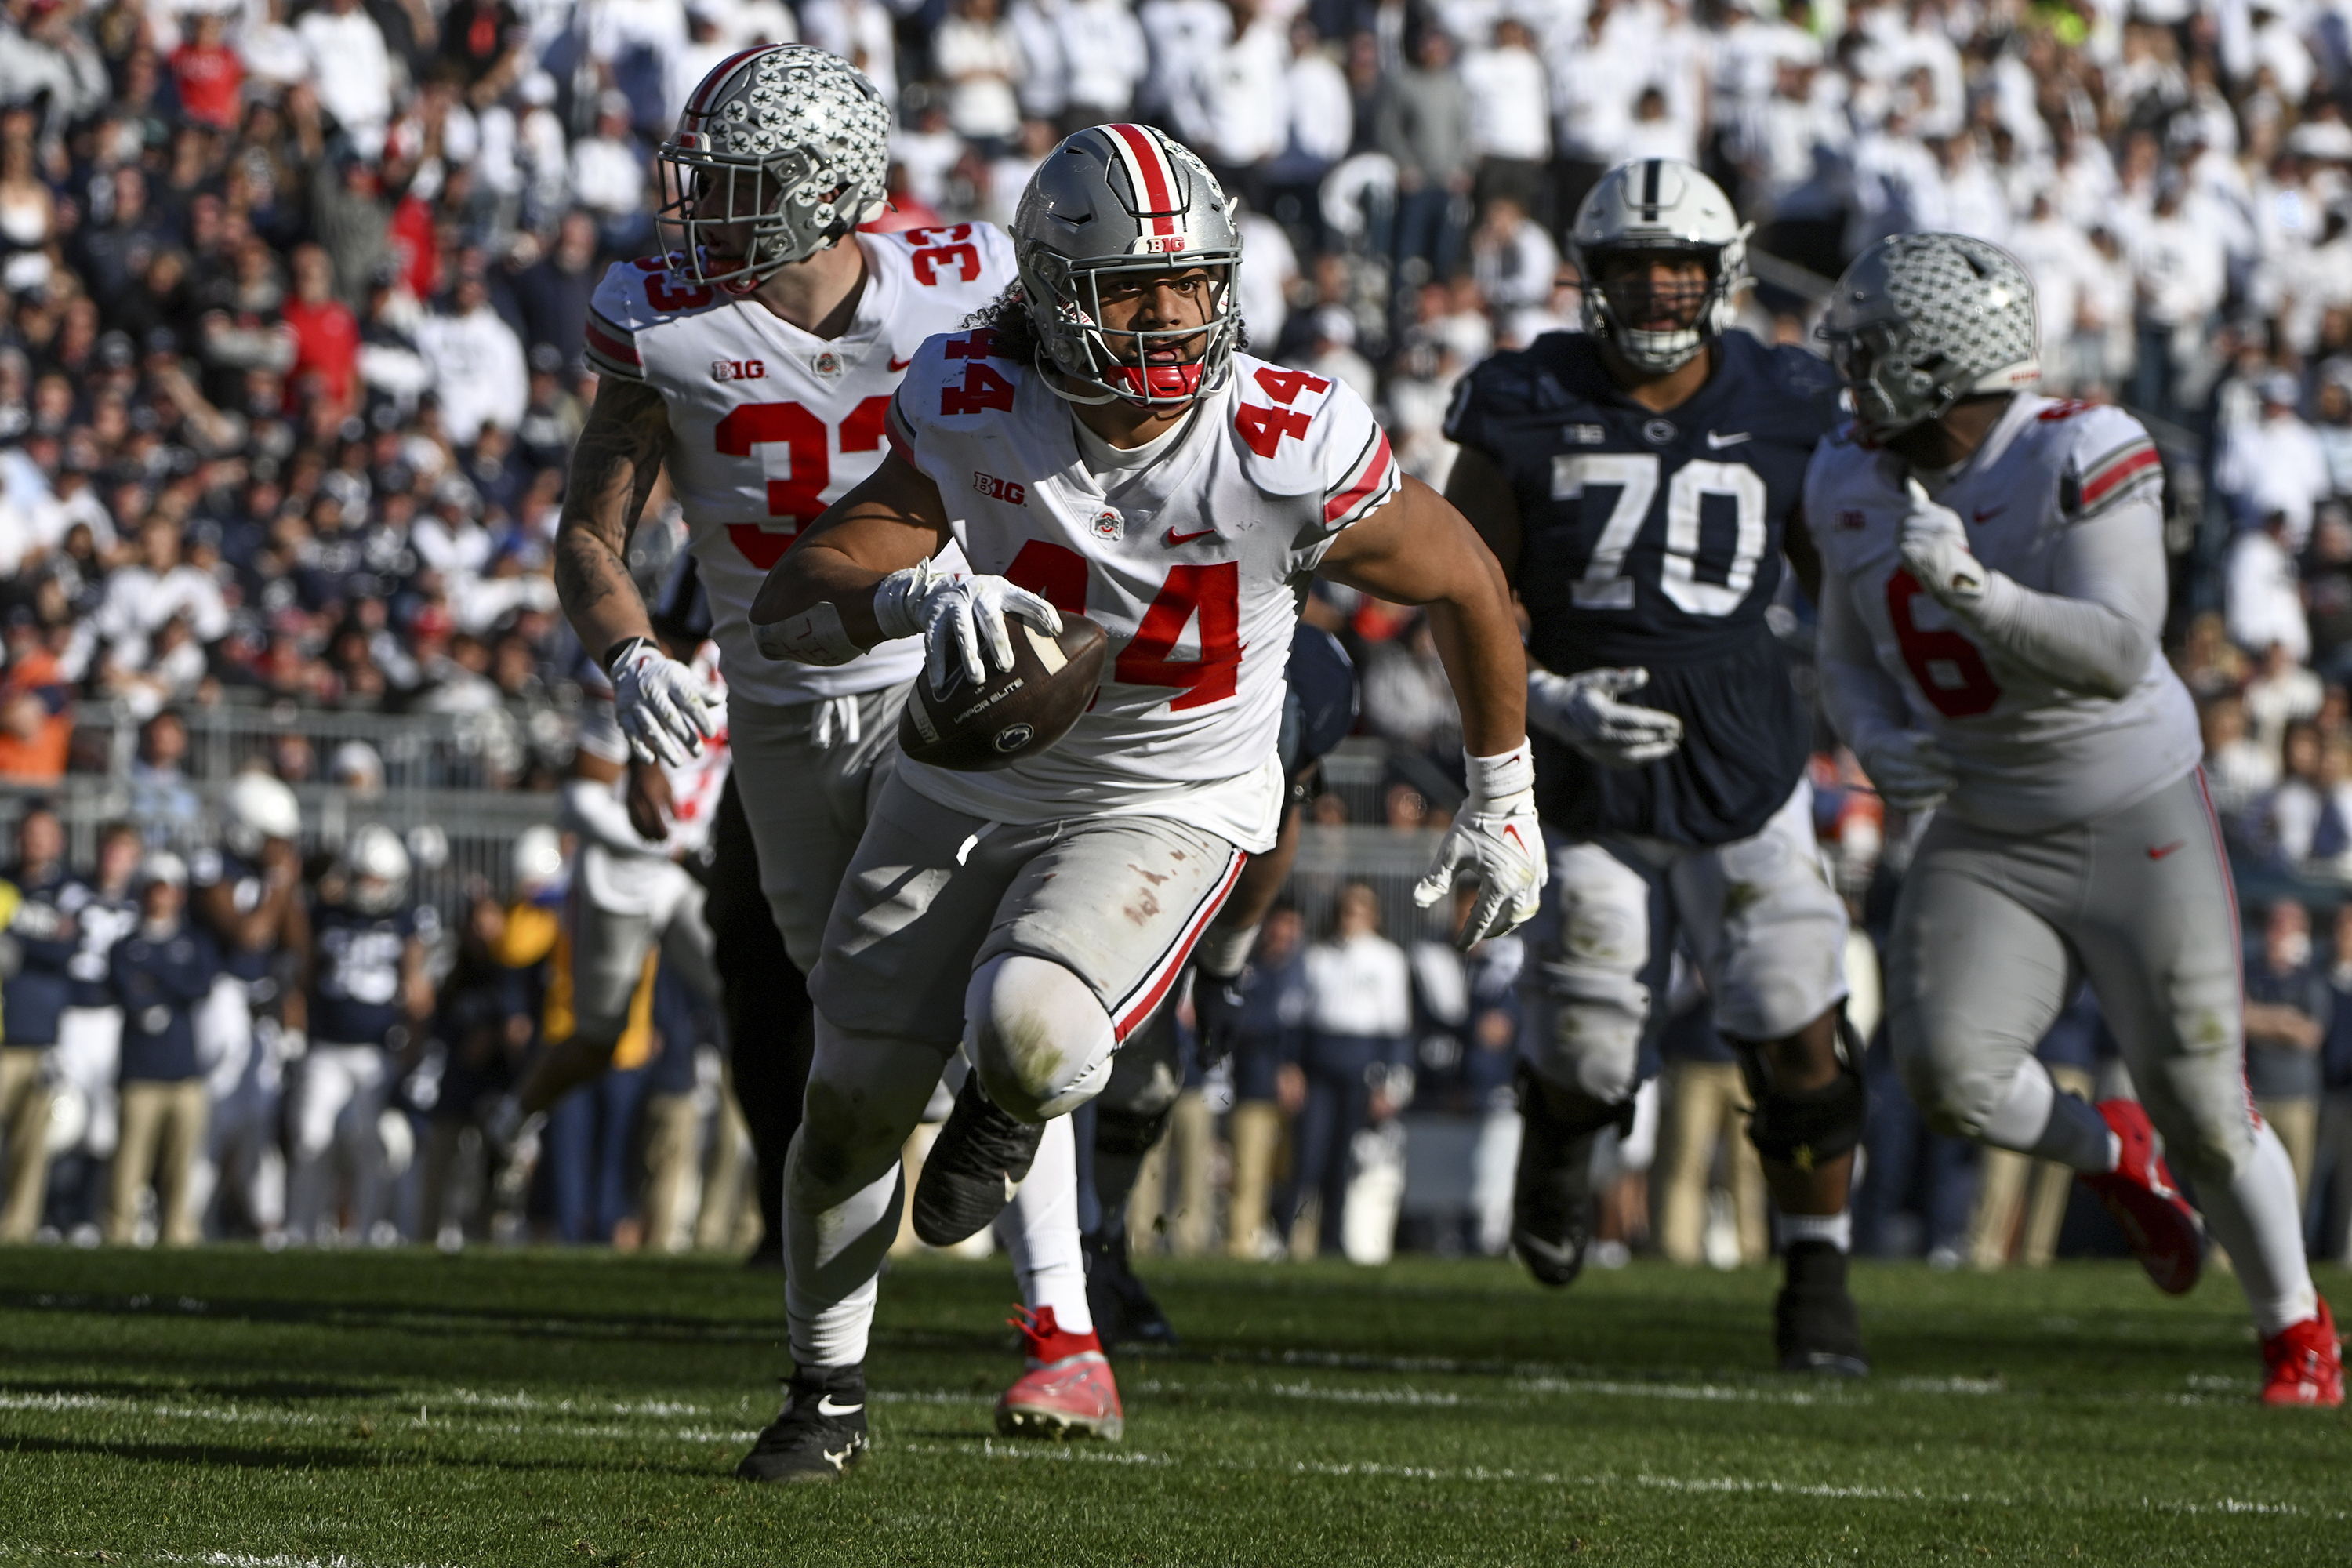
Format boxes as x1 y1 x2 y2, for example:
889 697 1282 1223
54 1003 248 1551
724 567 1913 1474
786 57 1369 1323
1011 123 1244 408
656 45 891 294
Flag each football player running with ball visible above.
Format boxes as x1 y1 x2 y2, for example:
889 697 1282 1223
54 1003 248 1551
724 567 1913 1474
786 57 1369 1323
1810 233 2341 1405
548 45 1111 1448
742 122 1543 1479
1444 159 1866 1374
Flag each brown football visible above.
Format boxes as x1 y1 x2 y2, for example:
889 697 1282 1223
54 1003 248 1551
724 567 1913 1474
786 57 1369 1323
898 613 1108 771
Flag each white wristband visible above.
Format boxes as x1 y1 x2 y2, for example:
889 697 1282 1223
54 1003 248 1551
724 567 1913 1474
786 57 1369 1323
1465 743 1535 804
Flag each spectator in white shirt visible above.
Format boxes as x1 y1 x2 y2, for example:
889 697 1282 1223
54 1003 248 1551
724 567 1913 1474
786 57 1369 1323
2243 636 2326 761
800 0 899 107
1468 194 1559 313
2218 372 2335 546
934 0 1026 153
568 94 652 256
1058 0 1149 124
1163 0 1288 202
1286 884 1414 1260
1461 18 1548 222
417 272 528 448
2203 689 2281 825
2227 512 2312 666
2130 173 2229 423
69 517 231 682
296 0 394 159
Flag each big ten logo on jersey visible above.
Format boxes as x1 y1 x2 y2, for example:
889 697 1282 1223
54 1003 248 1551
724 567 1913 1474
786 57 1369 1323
902 224 985 287
711 358 766 382
1236 366 1330 457
973 470 1026 506
635 255 713 314
718 394 893 568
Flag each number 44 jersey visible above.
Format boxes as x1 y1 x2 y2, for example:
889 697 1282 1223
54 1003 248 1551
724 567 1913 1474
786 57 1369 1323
883 334 1401 855
586 223 1014 705
1805 394 2199 835
1445 329 1840 846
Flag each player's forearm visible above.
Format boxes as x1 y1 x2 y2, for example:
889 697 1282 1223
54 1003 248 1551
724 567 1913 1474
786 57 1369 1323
1425 593 1529 756
556 379 670 662
1961 494 2166 699
750 539 892 659
554 514 657 662
561 775 659 853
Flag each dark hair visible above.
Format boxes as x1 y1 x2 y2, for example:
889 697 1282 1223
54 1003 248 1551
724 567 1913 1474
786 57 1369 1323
964 285 1043 367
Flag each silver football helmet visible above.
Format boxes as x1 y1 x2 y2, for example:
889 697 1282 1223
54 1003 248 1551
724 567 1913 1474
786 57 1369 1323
656 45 891 294
1818 233 2041 442
339 823 411 916
1570 158 1751 374
223 771 301 858
1012 123 1244 408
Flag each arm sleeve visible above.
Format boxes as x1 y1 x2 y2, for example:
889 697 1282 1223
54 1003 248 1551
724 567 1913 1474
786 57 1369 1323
1817 569 1914 758
1956 488 2165 700
560 775 660 854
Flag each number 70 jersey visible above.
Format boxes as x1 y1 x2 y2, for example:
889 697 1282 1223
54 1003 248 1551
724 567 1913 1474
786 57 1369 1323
882 334 1400 854
586 224 1016 706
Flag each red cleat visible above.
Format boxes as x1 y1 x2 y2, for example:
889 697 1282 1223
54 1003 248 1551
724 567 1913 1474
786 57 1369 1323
2078 1099 2204 1295
2261 1298 2345 1407
995 1306 1124 1441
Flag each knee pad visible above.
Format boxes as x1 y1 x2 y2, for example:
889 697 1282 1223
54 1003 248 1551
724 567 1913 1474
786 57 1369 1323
1096 1102 1172 1159
1737 1034 1867 1170
1515 1060 1636 1141
966 954 1116 1123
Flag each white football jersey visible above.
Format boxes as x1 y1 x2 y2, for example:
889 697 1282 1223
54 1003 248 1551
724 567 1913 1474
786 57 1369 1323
884 336 1402 852
576 639 732 862
1807 394 2200 833
586 224 1016 705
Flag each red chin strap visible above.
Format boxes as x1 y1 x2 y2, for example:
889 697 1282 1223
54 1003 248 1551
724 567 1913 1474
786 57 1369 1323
1108 360 1207 403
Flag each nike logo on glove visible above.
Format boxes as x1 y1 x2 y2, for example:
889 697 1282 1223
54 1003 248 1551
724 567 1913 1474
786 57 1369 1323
2147 840 2186 861
1705 431 1751 448
888 356 913 372
816 1396 864 1417
1163 526 1218 546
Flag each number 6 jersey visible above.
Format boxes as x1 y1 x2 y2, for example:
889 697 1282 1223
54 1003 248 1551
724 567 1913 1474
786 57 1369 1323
586 224 1015 706
1445 329 1841 846
881 334 1402 854
1806 394 2200 834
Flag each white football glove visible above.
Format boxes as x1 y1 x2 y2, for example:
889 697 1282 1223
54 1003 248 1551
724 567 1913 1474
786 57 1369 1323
873 558 1063 690
610 640 716 769
1526 666 1685 768
1414 746 1546 950
1898 478 1987 614
1860 729 1958 812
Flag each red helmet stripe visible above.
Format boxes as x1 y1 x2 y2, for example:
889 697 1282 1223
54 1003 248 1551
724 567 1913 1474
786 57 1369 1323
1104 122 1179 237
686 47 772 119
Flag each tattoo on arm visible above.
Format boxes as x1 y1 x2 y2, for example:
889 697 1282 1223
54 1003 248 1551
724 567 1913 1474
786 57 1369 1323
555 379 671 644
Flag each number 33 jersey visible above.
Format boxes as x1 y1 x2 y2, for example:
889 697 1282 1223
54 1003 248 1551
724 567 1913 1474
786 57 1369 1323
1805 394 2199 833
883 335 1401 854
1446 329 1840 846
586 224 1015 706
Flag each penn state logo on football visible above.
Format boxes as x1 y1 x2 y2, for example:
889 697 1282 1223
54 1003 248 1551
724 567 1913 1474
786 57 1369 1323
992 723 1035 753
1091 507 1122 543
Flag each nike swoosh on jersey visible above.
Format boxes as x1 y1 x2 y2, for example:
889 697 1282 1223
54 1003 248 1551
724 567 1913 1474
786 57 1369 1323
2147 840 2187 860
1163 526 1218 546
1704 431 1752 448
816 1396 864 1417
888 356 913 372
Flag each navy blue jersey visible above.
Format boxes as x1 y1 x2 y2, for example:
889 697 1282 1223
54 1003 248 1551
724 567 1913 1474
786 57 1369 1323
1445 330 1839 845
56 882 140 1011
310 899 437 1047
2 864 80 1046
112 921 220 1082
188 846 275 985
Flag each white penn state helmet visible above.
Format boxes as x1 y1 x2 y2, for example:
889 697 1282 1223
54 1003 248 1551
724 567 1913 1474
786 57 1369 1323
223 771 301 859
1818 233 2041 442
1570 158 1751 373
656 44 891 294
339 822 411 916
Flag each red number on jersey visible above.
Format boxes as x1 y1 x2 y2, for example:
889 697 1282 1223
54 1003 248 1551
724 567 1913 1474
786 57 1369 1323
901 224 974 248
1886 568 2002 717
637 257 713 312
1236 402 1313 459
1002 549 1243 711
945 332 1002 360
1004 540 1090 615
912 244 982 286
1117 562 1243 710
1251 366 1330 405
714 395 893 568
2036 400 2091 422
942 361 1017 416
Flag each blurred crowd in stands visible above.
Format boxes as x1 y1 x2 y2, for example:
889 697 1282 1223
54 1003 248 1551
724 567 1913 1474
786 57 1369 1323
9 0 2352 1265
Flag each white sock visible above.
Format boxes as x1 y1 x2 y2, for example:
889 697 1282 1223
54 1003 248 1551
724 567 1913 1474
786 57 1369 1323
1780 1210 1852 1253
2194 1119 2319 1339
998 1115 1091 1338
784 1150 903 1370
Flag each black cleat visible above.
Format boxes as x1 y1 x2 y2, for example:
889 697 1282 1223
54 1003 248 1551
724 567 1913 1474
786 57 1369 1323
1774 1241 1870 1377
735 1365 870 1483
1083 1232 1180 1349
912 1075 1044 1247
1510 1066 1602 1288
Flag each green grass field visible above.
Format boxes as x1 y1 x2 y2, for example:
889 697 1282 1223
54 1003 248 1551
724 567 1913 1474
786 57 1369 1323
1 1247 2346 1566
